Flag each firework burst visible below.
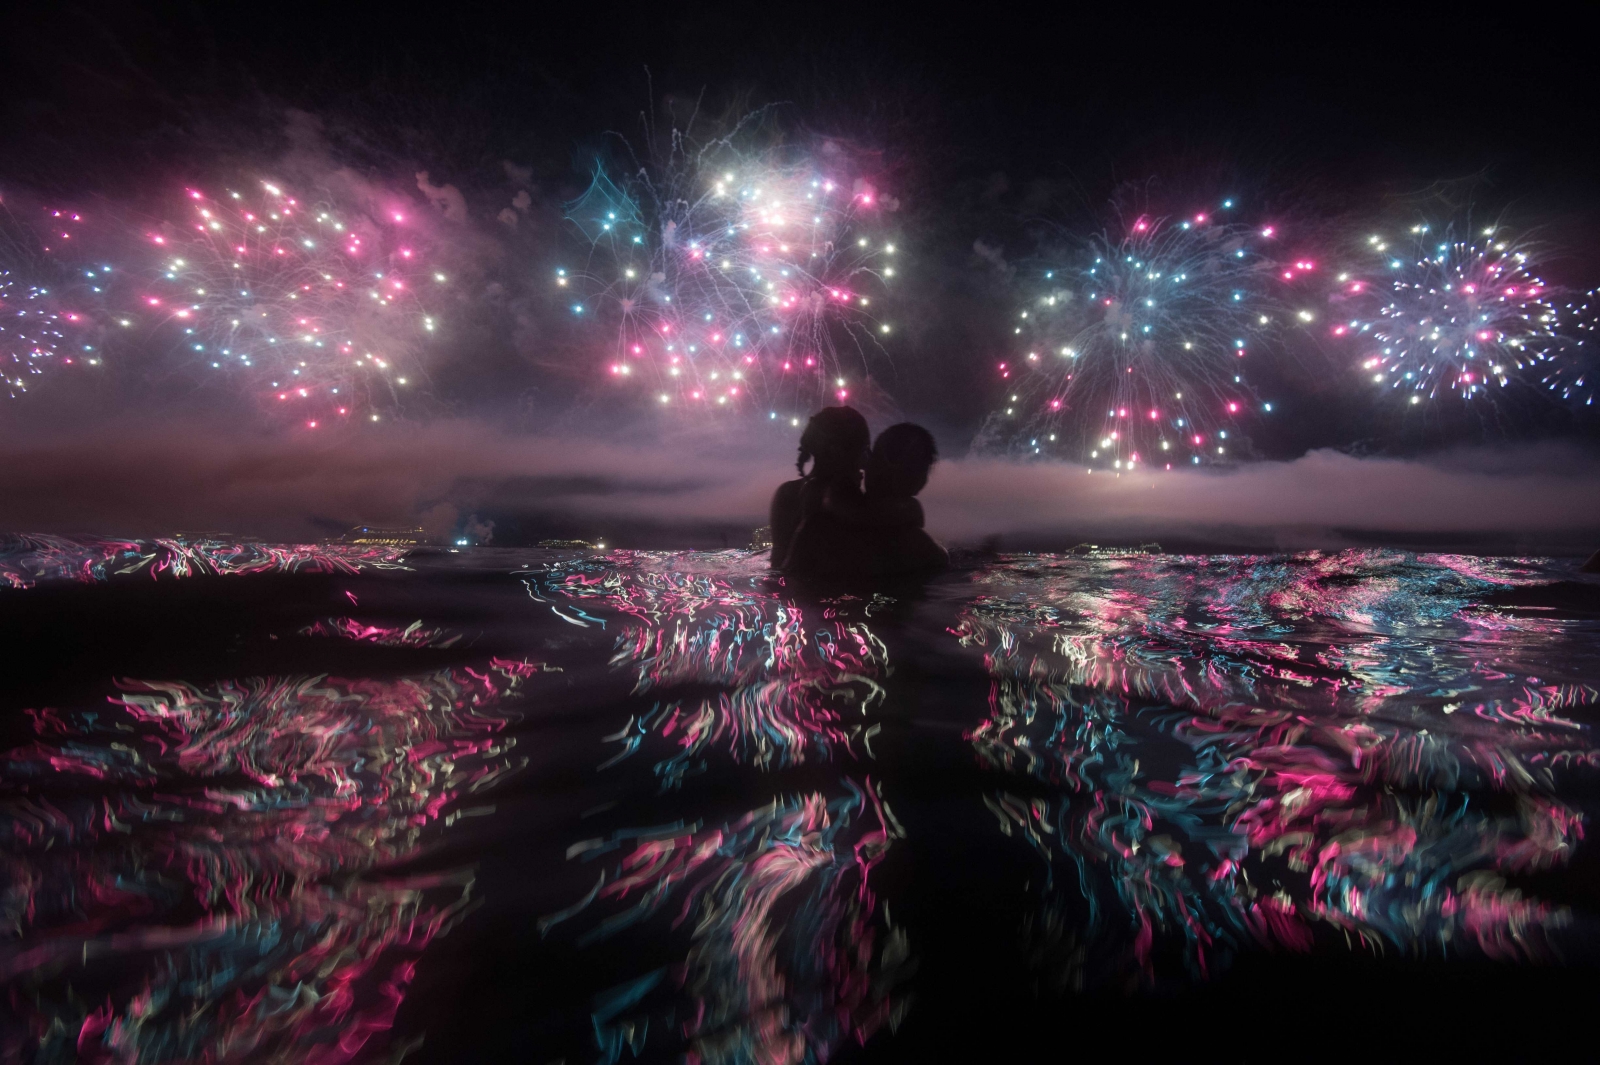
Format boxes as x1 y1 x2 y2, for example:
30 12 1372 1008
559 129 898 417
2 271 75 398
992 200 1301 468
1333 223 1565 405
142 182 448 426
1 209 110 399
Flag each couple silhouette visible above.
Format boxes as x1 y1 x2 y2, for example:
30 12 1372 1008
770 406 949 578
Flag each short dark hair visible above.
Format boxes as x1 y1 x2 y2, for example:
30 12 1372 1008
874 423 938 468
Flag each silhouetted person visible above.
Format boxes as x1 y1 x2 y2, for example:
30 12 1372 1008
786 421 948 579
770 406 871 570
864 423 949 575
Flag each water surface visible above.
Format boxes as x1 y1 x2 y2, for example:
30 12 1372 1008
3 536 1599 1061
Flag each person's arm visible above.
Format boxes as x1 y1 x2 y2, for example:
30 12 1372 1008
882 528 949 574
858 494 923 529
780 480 829 574
769 480 803 567
820 482 876 524
884 497 924 528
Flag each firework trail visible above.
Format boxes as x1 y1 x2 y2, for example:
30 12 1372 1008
1541 288 1596 406
140 181 449 426
1332 222 1570 405
991 199 1306 468
559 120 900 418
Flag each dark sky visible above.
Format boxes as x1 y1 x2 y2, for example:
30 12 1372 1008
10 6 1596 195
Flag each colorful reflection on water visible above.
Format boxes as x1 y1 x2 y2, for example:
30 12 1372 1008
957 553 1596 985
2 543 1598 1061
2 651 548 1063
0 533 410 589
527 554 889 785
542 780 909 1064
527 554 907 1062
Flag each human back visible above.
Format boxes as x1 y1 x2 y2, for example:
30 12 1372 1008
769 406 870 569
864 423 948 575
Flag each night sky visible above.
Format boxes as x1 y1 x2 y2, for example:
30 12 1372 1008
3 4 1598 543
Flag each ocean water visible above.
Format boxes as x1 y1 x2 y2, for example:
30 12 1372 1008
3 535 1600 1061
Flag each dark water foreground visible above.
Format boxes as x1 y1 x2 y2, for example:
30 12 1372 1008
3 534 1600 1062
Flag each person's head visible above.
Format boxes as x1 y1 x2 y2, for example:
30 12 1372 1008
866 423 939 497
797 406 871 479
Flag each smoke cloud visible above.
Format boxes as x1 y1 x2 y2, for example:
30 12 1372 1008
415 170 469 223
0 419 1595 553
923 446 1600 553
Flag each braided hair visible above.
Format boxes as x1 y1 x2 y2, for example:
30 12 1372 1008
796 406 871 476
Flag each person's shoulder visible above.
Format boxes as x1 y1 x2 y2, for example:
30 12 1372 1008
869 494 923 527
799 477 833 503
772 478 805 504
